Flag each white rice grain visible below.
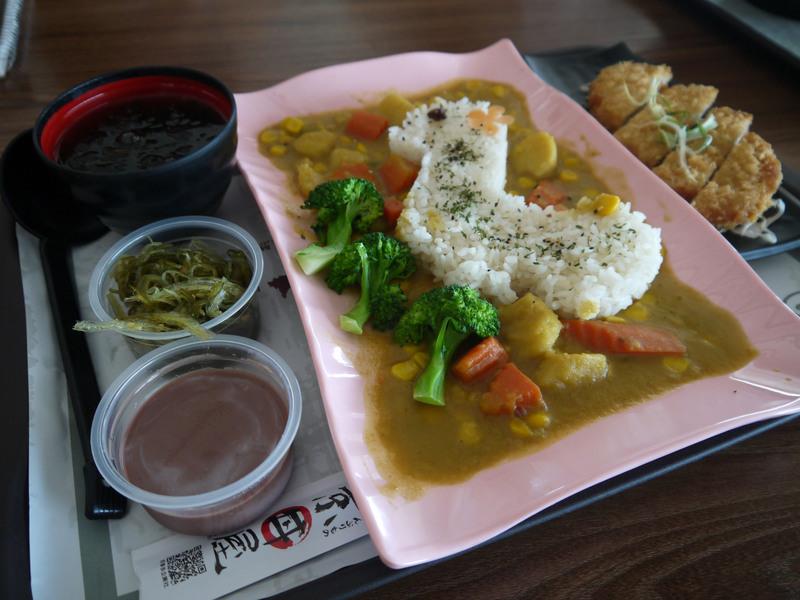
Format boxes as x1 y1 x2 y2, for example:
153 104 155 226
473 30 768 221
388 98 662 319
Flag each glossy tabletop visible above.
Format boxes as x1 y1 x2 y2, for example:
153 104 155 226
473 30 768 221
2 1 800 598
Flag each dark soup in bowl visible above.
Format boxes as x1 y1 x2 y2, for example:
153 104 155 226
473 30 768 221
34 67 237 232
56 95 227 174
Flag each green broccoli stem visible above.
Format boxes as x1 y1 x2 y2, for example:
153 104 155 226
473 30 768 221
339 244 370 335
413 317 469 406
294 211 353 275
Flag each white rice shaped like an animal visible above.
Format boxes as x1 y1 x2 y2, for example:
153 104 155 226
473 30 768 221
389 98 662 319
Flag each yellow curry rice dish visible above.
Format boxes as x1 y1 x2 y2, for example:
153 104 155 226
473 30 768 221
260 80 757 485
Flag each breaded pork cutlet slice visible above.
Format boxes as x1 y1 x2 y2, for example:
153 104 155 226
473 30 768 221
588 61 673 131
692 132 782 229
654 106 752 200
614 84 719 167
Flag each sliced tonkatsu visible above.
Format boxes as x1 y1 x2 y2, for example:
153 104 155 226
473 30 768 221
588 61 673 132
653 106 752 200
692 131 782 230
613 84 719 168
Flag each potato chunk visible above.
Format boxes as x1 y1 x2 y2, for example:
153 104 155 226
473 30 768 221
295 159 325 196
510 131 557 178
330 147 366 169
499 293 561 359
292 130 336 159
534 351 608 388
378 92 414 126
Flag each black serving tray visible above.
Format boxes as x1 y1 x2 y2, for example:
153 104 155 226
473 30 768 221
4 44 800 600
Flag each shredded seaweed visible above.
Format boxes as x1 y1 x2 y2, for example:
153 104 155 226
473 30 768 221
75 240 252 337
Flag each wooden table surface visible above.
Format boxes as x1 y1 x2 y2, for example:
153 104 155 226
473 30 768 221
2 1 799 598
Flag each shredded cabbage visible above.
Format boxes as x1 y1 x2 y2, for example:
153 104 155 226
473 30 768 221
726 198 785 244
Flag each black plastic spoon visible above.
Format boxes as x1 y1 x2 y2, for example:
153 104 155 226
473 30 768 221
1 129 127 519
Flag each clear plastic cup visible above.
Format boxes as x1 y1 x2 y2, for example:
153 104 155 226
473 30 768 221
88 216 264 356
91 335 302 536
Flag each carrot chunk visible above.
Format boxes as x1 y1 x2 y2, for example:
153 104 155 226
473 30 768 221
345 110 389 140
330 162 377 184
452 336 509 383
480 363 544 416
563 319 687 356
383 197 404 229
525 180 567 208
379 154 419 194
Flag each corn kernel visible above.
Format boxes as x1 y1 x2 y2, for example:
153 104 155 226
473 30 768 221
559 169 579 182
278 131 293 144
281 116 304 135
604 315 626 323
594 193 620 216
259 129 279 144
269 144 287 156
583 187 600 198
576 196 594 212
338 135 353 145
577 300 599 319
510 418 534 438
564 157 580 168
356 143 367 154
313 162 327 173
458 421 481 444
517 176 535 189
491 84 507 98
412 352 430 368
663 356 690 373
391 360 420 381
402 344 422 356
525 412 551 428
623 302 648 321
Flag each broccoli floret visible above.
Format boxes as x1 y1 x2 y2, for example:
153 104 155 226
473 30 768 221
294 178 383 275
394 285 499 406
327 232 416 335
325 241 364 293
370 284 406 331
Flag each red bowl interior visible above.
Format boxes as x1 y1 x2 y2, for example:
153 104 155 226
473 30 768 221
39 75 234 161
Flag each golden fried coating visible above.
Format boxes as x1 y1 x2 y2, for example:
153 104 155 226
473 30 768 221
614 84 719 167
589 60 672 132
653 106 752 200
588 61 673 131
692 132 782 229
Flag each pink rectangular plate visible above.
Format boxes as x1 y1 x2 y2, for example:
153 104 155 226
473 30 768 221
235 39 800 568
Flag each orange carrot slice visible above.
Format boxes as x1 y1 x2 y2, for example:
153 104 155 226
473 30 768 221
383 197 404 229
452 337 509 384
480 363 544 416
563 319 687 355
525 180 567 208
379 154 419 194
345 110 389 140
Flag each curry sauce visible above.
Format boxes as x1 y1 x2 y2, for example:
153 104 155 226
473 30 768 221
359 263 755 485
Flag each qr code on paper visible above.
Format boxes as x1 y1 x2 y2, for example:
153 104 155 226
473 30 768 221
160 544 207 587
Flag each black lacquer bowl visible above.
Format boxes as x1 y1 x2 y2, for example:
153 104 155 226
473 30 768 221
33 66 237 232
